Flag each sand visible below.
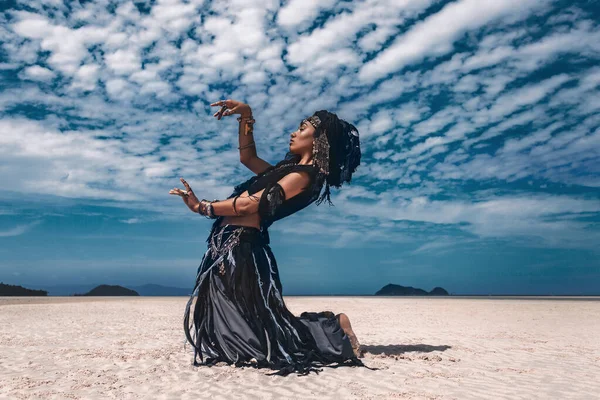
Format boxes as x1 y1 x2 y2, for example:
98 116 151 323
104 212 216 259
1 296 599 399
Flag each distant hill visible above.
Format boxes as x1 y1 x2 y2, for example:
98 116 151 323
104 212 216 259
18 283 192 296
73 284 139 296
0 282 48 296
429 287 449 295
375 284 449 296
19 283 97 296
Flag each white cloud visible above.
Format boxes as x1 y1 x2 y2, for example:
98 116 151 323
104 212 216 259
358 0 550 83
358 25 397 53
105 78 135 101
105 49 141 75
0 220 42 237
337 192 600 249
276 0 336 29
1 0 599 254
19 65 55 81
11 12 52 39
70 63 100 91
477 73 571 124
120 218 141 224
11 12 109 76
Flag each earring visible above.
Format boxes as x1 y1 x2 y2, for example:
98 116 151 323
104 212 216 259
312 130 330 176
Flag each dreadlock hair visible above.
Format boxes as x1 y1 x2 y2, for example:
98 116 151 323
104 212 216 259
312 110 361 206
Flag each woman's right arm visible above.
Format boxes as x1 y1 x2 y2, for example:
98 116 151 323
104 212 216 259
211 99 273 175
237 108 272 175
241 156 272 175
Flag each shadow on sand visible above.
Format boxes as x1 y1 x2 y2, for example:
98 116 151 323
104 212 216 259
362 344 451 356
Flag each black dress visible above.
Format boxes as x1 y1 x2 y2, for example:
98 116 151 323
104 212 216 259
183 160 369 376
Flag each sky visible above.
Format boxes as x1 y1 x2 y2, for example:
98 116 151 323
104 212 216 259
0 0 599 295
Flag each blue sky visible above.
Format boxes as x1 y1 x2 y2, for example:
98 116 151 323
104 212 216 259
0 0 599 295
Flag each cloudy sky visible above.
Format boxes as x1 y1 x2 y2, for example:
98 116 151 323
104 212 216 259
0 0 599 295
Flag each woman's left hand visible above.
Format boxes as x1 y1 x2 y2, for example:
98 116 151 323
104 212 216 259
169 178 200 213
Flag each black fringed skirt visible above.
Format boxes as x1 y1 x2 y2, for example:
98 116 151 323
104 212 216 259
183 224 367 376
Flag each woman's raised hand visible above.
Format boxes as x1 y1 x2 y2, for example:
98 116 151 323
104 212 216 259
210 99 251 120
169 177 200 213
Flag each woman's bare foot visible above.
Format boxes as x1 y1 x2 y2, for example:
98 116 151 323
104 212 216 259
338 313 364 358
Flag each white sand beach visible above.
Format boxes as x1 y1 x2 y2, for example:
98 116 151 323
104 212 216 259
1 296 599 399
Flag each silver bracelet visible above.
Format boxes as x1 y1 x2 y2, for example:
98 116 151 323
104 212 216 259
198 200 210 218
199 199 219 219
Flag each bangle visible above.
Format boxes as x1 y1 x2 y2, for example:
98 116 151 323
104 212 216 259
232 196 241 216
198 199 219 219
210 199 219 218
237 114 255 136
198 200 209 218
238 141 255 150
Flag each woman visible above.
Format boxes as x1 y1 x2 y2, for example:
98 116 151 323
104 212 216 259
170 99 368 376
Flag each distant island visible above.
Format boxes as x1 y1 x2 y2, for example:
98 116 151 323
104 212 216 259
16 283 192 296
0 282 48 296
375 284 449 296
73 284 139 296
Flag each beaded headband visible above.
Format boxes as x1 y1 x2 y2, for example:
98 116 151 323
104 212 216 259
306 115 321 130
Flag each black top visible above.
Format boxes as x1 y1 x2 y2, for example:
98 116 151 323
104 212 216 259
206 162 322 245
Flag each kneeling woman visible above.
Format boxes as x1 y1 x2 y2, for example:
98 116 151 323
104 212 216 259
170 100 367 376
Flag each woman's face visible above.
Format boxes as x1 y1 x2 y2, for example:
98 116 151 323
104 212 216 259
289 118 316 155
